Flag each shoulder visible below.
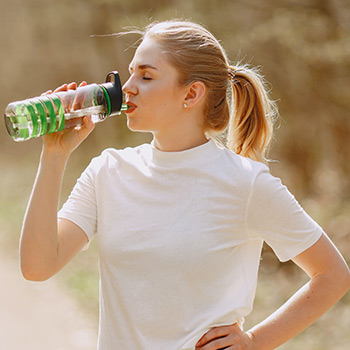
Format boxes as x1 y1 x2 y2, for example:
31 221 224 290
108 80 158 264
86 143 152 173
217 144 269 180
201 142 271 198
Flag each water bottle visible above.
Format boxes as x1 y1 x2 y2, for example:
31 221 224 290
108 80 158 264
4 71 128 142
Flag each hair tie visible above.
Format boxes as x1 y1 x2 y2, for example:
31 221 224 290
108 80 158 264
228 66 236 82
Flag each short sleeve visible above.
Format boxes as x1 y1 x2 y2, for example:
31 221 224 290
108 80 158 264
246 167 323 262
58 159 98 250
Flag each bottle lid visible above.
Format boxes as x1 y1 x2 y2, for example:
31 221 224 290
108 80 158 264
100 71 123 116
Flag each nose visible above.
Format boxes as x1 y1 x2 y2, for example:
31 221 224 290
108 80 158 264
122 75 138 96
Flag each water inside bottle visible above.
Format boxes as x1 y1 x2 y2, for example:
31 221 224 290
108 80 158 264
5 99 108 141
5 92 129 141
6 105 106 129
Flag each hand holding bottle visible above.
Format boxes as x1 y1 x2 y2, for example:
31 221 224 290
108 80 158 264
41 81 95 157
4 71 126 143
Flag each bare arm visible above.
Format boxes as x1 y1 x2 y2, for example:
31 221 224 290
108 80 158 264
20 82 95 281
247 233 350 349
195 233 350 350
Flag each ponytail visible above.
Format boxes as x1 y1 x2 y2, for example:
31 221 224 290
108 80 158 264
227 65 277 163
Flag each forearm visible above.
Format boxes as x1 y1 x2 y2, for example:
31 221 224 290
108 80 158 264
20 149 69 280
248 272 350 350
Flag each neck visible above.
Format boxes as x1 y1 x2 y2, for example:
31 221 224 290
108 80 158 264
152 128 208 152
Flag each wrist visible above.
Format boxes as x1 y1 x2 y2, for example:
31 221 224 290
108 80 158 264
40 146 70 167
246 327 274 350
246 330 259 350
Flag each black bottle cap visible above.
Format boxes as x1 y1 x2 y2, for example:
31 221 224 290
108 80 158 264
101 71 123 116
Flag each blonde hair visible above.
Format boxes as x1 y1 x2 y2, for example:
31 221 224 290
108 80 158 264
137 20 277 162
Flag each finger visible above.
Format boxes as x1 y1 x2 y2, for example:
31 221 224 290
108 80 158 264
231 323 242 332
76 116 95 140
53 83 68 93
58 82 78 112
83 115 94 127
197 335 235 350
41 89 53 96
72 81 87 110
196 326 232 348
67 82 77 90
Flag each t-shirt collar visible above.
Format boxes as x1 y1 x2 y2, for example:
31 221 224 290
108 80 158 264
149 138 221 168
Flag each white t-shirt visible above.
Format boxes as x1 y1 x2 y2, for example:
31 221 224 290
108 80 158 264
58 139 323 350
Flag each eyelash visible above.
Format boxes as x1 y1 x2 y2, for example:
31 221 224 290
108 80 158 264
128 71 152 81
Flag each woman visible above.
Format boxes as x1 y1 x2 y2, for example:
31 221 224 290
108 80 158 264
20 20 350 350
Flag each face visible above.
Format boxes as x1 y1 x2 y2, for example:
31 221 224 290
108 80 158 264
122 37 187 135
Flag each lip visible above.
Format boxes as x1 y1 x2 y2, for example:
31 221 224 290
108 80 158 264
125 101 137 114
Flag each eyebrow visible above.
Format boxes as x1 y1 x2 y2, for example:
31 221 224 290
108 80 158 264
129 64 158 71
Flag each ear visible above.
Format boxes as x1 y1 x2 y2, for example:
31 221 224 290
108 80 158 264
183 81 206 109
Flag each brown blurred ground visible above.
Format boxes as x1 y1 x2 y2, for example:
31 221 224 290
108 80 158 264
0 248 97 350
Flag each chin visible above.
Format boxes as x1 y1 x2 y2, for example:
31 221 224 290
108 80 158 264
126 119 148 133
126 121 138 132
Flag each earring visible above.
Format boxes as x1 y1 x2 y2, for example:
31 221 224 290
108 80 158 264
184 103 187 108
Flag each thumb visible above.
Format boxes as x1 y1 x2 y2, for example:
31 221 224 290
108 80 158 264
231 322 243 333
76 115 95 141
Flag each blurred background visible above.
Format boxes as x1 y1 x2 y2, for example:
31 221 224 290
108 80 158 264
0 0 349 349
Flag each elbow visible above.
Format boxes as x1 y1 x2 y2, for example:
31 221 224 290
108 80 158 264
312 262 350 300
20 260 54 282
334 263 350 297
20 245 58 281
21 270 50 282
344 266 350 292
21 268 52 282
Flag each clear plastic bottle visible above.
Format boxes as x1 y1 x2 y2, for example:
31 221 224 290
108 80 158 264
4 71 128 142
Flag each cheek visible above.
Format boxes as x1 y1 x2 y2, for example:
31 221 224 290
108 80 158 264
143 95 177 117
158 89 181 112
139 82 182 120
151 100 180 123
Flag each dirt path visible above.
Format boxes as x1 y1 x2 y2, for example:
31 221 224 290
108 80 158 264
0 249 98 350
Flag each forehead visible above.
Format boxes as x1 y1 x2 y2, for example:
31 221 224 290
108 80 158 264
130 37 167 69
